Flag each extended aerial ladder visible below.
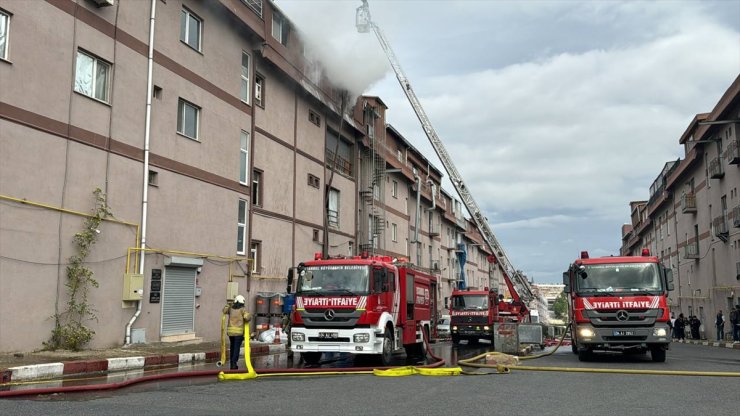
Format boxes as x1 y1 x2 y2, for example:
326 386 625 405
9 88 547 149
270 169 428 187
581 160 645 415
355 1 534 312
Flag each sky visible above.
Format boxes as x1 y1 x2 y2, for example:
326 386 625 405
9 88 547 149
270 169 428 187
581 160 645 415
276 0 740 284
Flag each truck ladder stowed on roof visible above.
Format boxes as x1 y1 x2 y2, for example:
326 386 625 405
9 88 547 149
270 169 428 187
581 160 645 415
355 0 534 308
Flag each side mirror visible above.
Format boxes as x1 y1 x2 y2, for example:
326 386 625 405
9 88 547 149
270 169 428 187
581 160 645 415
665 268 674 291
286 268 294 294
562 272 571 293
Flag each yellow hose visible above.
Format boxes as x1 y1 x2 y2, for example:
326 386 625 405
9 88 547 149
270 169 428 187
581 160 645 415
216 314 226 367
218 322 257 380
457 327 740 377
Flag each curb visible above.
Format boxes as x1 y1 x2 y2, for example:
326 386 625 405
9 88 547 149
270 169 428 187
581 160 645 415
675 339 740 349
1 342 286 384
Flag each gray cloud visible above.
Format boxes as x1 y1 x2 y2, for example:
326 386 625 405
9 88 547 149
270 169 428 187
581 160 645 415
278 0 740 283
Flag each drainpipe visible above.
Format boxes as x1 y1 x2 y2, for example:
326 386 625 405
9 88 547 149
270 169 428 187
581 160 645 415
426 180 436 210
413 169 421 266
126 0 156 345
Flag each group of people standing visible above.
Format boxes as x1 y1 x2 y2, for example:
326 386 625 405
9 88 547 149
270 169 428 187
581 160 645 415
670 304 740 342
670 313 700 340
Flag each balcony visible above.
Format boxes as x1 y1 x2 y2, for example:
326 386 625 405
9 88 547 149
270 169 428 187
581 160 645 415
681 192 697 213
429 224 440 237
727 139 740 164
713 215 729 242
708 157 724 179
734 206 740 228
683 244 699 260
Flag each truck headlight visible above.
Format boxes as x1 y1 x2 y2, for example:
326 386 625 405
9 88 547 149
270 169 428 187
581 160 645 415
653 328 667 337
291 332 305 342
353 333 370 343
483 326 490 331
452 326 458 331
578 327 595 338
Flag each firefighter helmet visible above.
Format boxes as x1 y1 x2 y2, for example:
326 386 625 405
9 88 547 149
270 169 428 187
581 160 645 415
234 295 246 304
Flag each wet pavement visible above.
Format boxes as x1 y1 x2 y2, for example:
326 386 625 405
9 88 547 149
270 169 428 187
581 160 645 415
1 340 504 395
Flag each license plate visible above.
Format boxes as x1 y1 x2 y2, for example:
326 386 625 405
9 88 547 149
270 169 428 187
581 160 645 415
318 332 338 339
613 330 635 336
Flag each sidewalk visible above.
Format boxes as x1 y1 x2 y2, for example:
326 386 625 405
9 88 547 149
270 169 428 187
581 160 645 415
1 339 286 384
674 338 740 349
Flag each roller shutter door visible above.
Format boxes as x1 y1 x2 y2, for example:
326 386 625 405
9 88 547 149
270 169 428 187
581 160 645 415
161 266 195 335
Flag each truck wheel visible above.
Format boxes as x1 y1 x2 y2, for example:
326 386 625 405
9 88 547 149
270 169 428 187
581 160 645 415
577 347 592 362
451 334 460 345
302 352 322 365
650 347 666 362
380 328 393 366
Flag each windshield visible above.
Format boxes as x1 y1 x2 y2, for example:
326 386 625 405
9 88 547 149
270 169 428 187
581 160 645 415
296 265 370 295
452 294 488 310
576 262 663 294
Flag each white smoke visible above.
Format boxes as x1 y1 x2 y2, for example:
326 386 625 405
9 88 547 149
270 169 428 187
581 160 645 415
276 1 389 99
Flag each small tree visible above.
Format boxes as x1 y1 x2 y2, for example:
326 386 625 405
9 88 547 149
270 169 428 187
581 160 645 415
46 188 111 351
553 291 569 321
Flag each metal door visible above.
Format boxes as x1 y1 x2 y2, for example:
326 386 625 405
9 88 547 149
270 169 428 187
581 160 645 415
161 266 196 335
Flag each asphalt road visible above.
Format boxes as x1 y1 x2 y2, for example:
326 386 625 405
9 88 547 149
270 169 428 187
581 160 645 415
2 342 738 416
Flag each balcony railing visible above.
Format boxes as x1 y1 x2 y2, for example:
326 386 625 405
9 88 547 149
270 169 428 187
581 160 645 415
241 0 263 17
681 192 697 213
429 224 440 237
326 149 353 177
708 157 724 179
684 244 699 259
727 139 739 165
713 215 729 236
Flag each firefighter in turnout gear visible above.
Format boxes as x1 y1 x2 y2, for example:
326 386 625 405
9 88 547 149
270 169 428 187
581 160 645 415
223 295 252 370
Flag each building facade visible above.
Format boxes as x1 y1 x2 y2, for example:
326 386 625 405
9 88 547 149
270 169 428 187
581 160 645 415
621 75 740 341
0 0 504 352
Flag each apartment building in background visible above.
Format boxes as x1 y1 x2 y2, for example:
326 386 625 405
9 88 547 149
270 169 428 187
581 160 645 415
0 0 498 352
621 75 740 341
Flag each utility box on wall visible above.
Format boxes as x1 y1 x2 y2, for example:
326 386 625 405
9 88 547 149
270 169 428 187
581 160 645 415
226 282 239 301
123 273 144 301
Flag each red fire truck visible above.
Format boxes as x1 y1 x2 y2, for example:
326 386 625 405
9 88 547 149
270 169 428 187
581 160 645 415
449 287 529 345
563 249 674 362
449 288 499 344
288 254 438 365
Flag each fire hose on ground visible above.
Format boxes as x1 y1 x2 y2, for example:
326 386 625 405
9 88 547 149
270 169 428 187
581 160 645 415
457 325 740 378
3 323 739 397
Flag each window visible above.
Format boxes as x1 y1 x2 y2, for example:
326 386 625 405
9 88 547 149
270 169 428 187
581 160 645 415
392 180 398 198
326 130 353 177
237 199 247 254
240 131 249 184
148 170 158 186
252 170 262 206
0 10 9 60
327 188 340 227
254 74 265 107
250 241 261 273
240 51 250 104
177 98 200 140
74 50 111 103
180 8 202 51
392 223 397 242
272 11 289 46
308 173 320 189
309 109 321 127
313 229 319 242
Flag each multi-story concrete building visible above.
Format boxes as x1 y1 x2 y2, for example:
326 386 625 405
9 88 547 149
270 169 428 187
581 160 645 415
532 283 565 323
0 0 372 351
0 0 506 352
621 75 740 340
